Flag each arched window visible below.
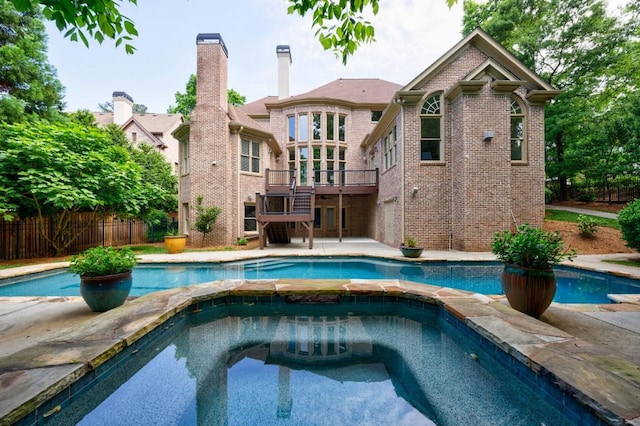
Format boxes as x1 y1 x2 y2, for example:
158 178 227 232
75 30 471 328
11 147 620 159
510 97 525 162
420 94 442 161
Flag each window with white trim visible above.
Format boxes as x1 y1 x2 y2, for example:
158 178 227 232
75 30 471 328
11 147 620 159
383 126 397 170
510 97 526 162
180 140 190 175
420 94 442 161
241 138 260 173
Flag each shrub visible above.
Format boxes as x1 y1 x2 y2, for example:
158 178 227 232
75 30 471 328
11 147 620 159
404 237 418 247
618 199 640 252
577 215 601 238
69 246 137 277
237 237 248 246
145 210 171 242
491 224 576 269
193 195 222 246
577 191 596 203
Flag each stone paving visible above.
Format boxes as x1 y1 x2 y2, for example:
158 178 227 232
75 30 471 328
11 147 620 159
0 238 639 425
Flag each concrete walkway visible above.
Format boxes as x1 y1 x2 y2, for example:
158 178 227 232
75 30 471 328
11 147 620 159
546 204 619 220
1 238 639 425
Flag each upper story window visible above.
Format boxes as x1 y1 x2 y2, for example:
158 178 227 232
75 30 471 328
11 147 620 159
371 110 382 122
299 114 308 141
288 115 296 142
241 138 260 173
420 94 442 161
383 126 397 171
312 113 321 140
338 115 346 142
326 113 335 140
180 140 190 175
510 97 526 162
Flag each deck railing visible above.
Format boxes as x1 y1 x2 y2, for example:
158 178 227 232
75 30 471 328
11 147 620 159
266 168 378 190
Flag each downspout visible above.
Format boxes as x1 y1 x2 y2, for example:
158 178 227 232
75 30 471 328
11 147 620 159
449 103 453 250
398 99 405 247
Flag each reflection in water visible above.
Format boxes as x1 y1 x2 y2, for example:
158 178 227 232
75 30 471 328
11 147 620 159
63 307 572 426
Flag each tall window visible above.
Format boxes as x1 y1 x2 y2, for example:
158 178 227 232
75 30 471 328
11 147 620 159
383 126 397 171
180 140 190 175
326 113 335 140
288 115 296 142
420 94 442 161
241 139 260 173
338 115 346 141
312 113 321 140
299 146 308 184
299 113 308 141
510 97 525 161
327 146 335 185
313 146 321 184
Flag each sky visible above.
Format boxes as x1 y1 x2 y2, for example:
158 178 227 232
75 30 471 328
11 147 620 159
45 0 466 113
44 0 628 114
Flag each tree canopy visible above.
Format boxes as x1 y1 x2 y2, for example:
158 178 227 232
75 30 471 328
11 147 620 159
1 1 65 123
167 74 246 121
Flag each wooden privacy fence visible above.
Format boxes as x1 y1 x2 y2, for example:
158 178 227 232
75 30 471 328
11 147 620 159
0 213 148 260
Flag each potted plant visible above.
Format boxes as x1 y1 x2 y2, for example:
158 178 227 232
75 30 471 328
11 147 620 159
400 237 423 258
491 224 576 318
164 226 187 254
69 246 138 312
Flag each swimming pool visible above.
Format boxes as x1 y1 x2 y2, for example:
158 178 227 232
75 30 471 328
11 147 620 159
1 257 638 303
46 303 576 425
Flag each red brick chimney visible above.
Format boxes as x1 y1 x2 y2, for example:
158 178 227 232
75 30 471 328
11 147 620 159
195 33 228 112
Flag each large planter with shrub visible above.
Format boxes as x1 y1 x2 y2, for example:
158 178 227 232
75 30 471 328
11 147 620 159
69 246 138 312
491 224 576 318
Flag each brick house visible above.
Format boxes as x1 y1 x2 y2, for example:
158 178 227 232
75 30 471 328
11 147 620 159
175 28 559 250
94 91 183 174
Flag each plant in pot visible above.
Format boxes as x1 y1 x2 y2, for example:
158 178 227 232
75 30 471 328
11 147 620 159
69 246 138 312
400 237 423 258
491 224 576 318
164 226 187 254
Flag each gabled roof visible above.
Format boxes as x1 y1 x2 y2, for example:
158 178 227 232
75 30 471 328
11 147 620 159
228 105 281 156
92 112 183 150
240 96 277 117
401 27 558 101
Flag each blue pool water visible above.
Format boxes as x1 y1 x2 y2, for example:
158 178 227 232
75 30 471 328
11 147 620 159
47 304 575 425
1 257 639 304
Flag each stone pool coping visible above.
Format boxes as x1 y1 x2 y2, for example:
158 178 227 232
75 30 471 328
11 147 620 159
1 279 639 425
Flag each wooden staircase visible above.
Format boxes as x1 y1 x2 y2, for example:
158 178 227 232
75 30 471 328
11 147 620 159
265 222 291 244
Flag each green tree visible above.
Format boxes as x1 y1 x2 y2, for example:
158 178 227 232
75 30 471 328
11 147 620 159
0 121 158 254
128 143 178 214
167 74 246 120
0 1 65 123
192 195 221 247
67 109 97 126
462 0 633 200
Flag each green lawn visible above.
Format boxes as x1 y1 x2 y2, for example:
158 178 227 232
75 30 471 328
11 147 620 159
545 209 619 230
604 259 640 268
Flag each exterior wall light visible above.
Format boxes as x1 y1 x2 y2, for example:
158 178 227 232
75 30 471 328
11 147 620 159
483 131 494 143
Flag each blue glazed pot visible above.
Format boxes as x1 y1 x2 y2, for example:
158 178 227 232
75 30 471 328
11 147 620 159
80 271 133 312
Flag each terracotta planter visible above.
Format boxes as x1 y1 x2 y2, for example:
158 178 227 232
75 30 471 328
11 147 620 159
400 246 423 258
501 264 556 318
80 271 132 312
164 235 187 254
